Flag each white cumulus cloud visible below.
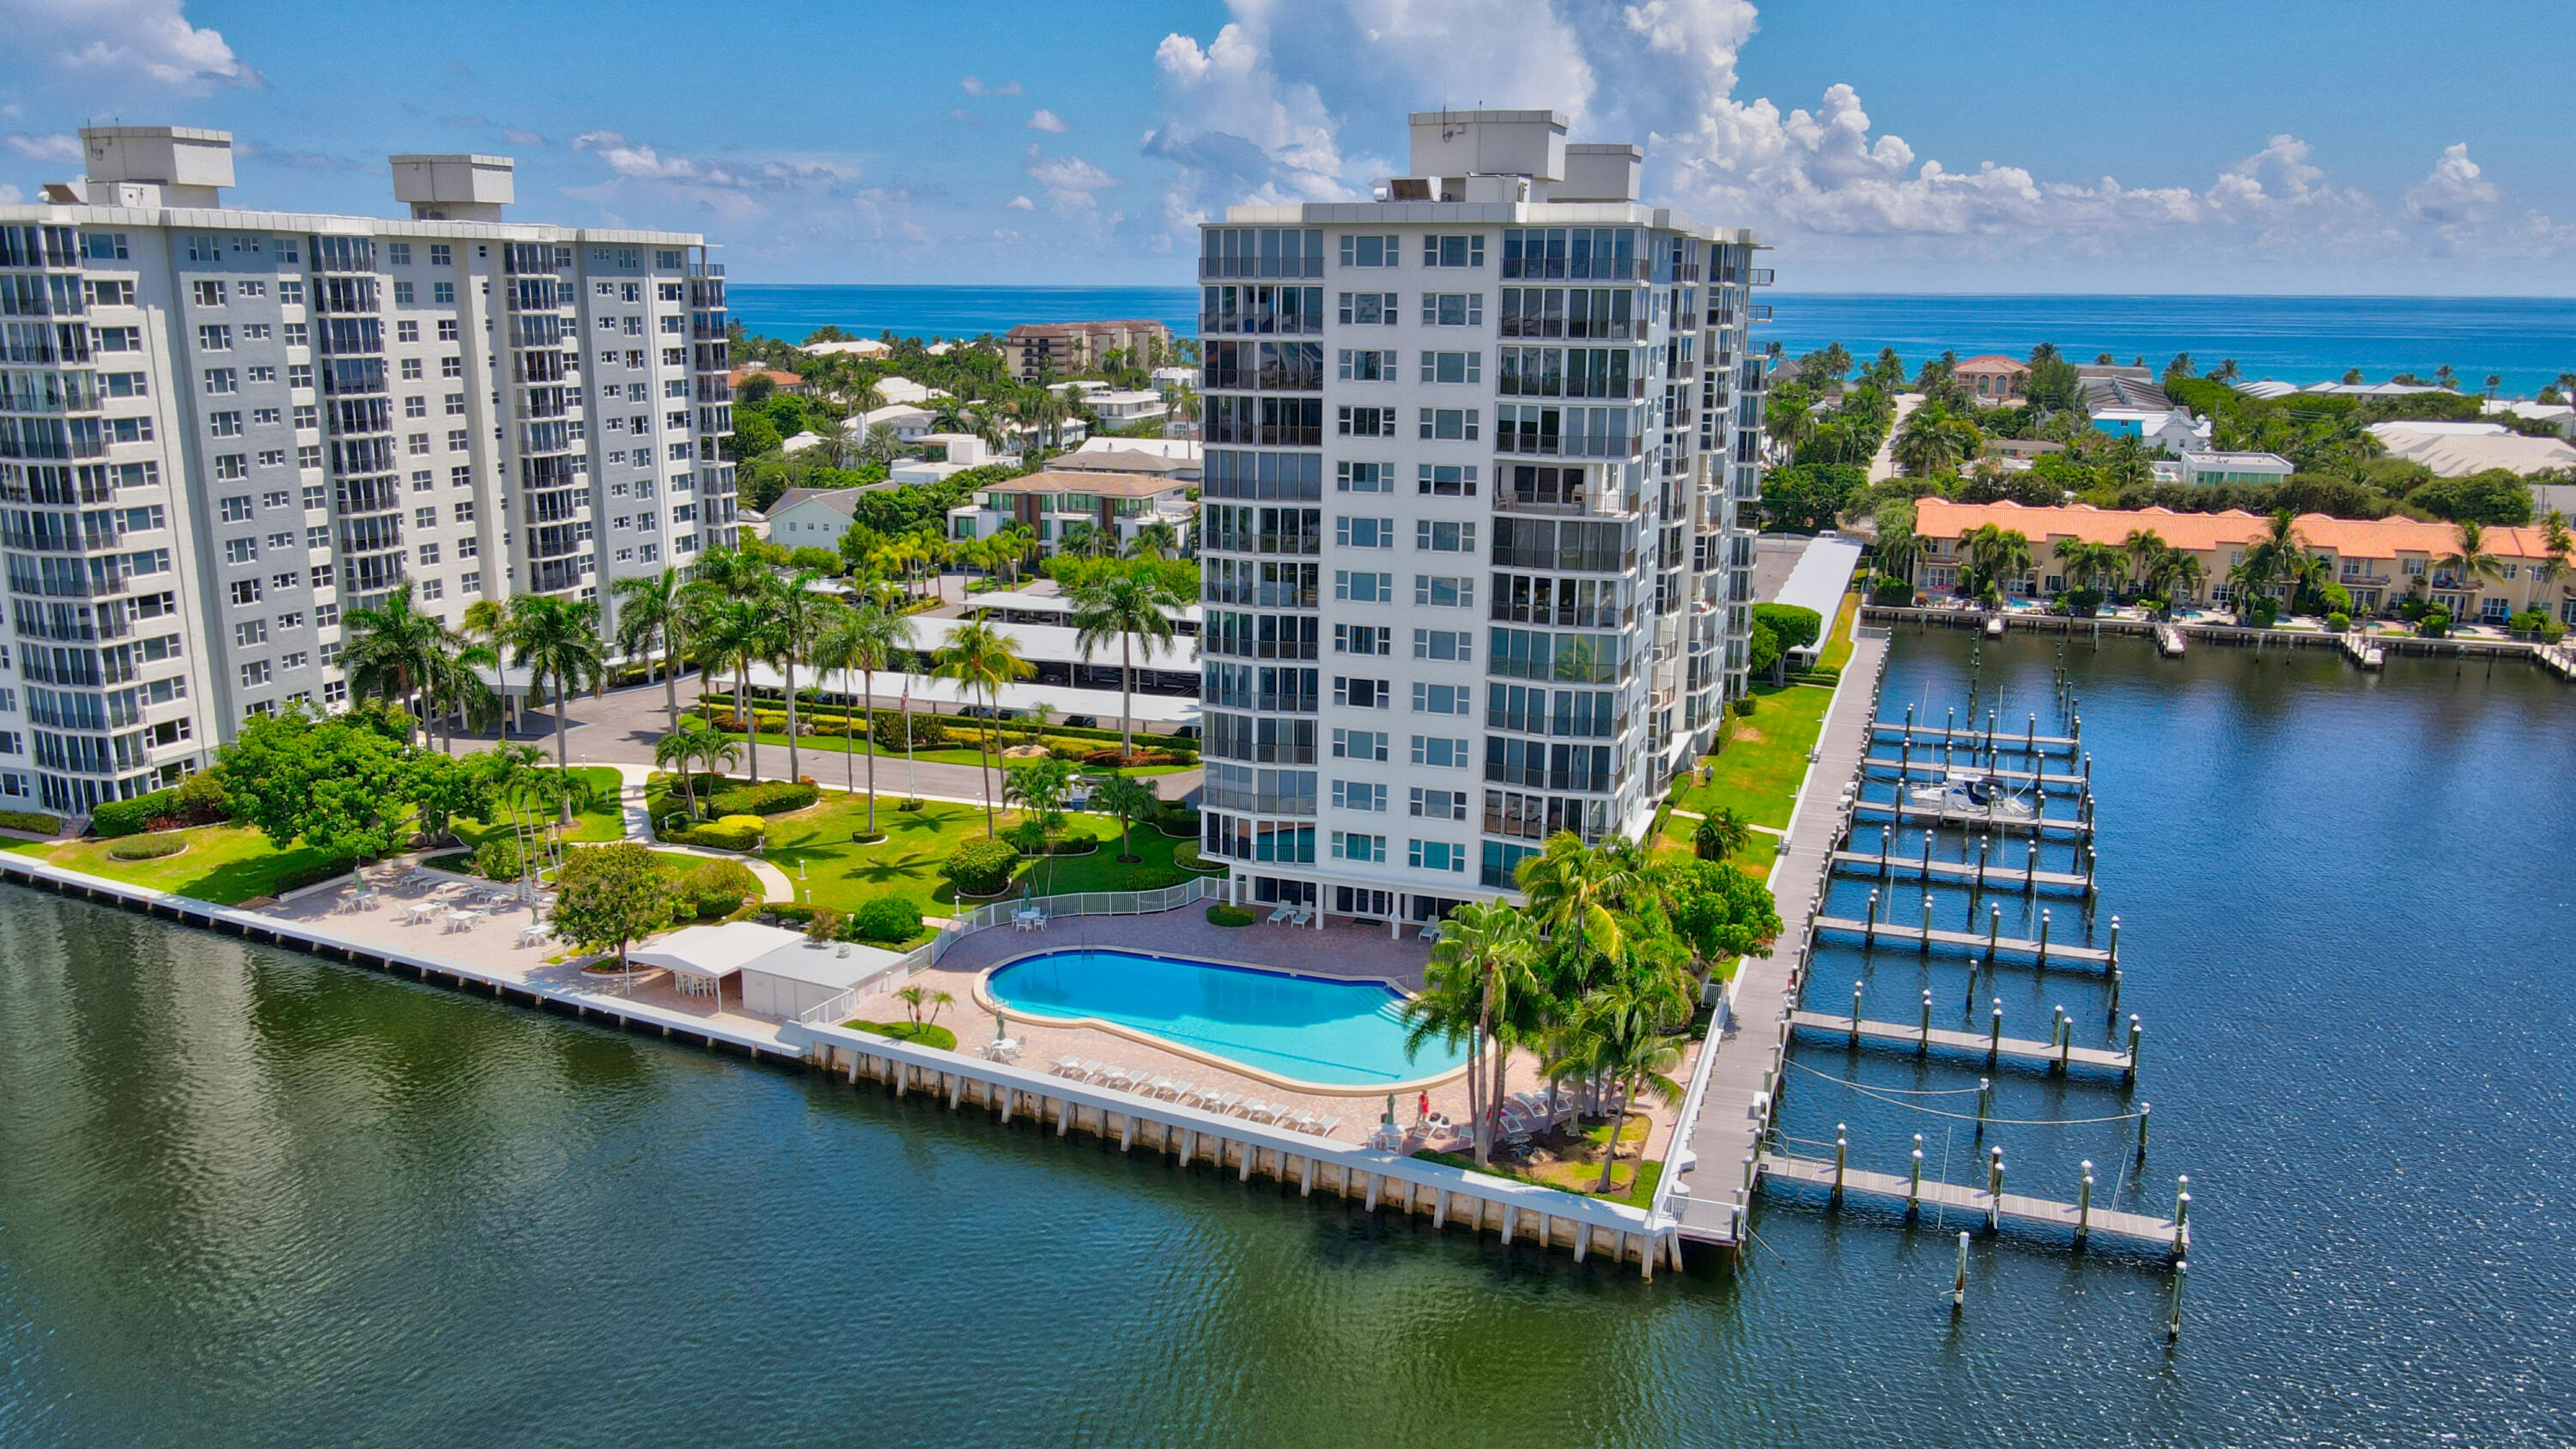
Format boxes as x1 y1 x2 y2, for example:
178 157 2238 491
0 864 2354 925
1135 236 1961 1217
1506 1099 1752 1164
960 76 1021 97
4 132 82 162
1025 143 1123 211
1028 109 1071 134
5 0 261 90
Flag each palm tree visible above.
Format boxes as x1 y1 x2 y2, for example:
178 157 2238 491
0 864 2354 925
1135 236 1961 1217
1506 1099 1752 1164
1870 499 1920 589
1693 808 1750 863
931 620 1032 838
1404 900 1540 1167
2120 529 2169 593
763 570 841 789
692 593 775 785
1126 520 1182 560
339 579 453 746
611 567 692 730
503 594 605 821
812 599 916 838
2438 520 2505 594
421 637 497 751
2535 510 2573 590
1515 832 1637 964
1559 942 1694 1192
1066 563 1184 761
1088 773 1156 864
1960 524 2034 597
653 720 734 822
2053 539 2123 599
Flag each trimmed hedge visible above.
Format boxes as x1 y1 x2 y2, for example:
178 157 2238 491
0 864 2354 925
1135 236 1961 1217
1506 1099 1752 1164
668 815 765 852
89 773 228 837
940 838 1019 896
1206 904 1256 927
474 836 525 882
0 809 61 835
106 833 187 861
705 780 818 816
675 858 762 919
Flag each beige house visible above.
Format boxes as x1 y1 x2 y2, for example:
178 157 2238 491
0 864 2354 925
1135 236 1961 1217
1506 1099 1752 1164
1954 355 2027 404
946 468 1193 549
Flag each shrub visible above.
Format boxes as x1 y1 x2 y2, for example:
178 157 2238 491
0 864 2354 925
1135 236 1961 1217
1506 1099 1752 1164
2326 610 2351 633
1872 577 1917 606
1206 904 1256 927
474 836 525 882
705 779 818 815
106 833 187 861
853 894 924 943
940 838 1019 896
873 710 949 750
2419 609 2451 639
1003 817 1050 856
805 907 847 943
0 809 61 835
1172 844 1224 872
670 815 765 852
676 858 761 919
1733 695 1759 717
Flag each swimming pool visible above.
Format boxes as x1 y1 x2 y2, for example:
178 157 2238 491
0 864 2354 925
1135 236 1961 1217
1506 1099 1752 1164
981 949 1470 1089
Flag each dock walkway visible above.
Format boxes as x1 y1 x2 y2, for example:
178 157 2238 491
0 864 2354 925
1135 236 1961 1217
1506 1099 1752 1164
1828 850 2090 893
1850 798 2093 840
1667 627 1891 1248
1758 1154 2184 1252
1788 1009 2136 1077
1809 917 2113 967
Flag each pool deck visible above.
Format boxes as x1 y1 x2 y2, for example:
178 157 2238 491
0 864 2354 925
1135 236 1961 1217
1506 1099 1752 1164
922 912 1687 1167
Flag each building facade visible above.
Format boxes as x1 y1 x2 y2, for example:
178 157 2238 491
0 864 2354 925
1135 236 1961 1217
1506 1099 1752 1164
1193 109 1768 923
0 127 735 815
1002 319 1172 383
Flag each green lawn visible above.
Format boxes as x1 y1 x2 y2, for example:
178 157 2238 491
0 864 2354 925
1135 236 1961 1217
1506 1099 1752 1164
714 728 1194 779
452 765 626 852
1818 588 1862 670
6 824 354 906
1656 812 1779 881
1671 682 1837 829
650 780 1211 919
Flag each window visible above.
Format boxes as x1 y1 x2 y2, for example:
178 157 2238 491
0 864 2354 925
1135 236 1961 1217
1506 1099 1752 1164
403 396 429 421
86 232 129 261
1337 291 1399 325
1337 405 1394 438
1421 293 1485 326
213 453 248 480
387 242 412 265
398 321 421 344
447 429 470 451
418 579 443 601
1336 461 1394 494
1339 234 1401 267
1331 780 1387 812
393 281 416 306
204 368 237 394
297 445 322 469
1415 574 1474 608
1334 624 1390 656
1410 735 1469 768
441 356 463 378
438 320 459 343
414 506 437 530
400 358 423 380
1416 519 1475 553
279 279 304 305
258 449 286 468
1335 516 1394 549
429 244 452 266
192 280 227 307
1409 787 1468 822
1331 728 1389 761
240 661 271 688
1417 464 1479 497
434 282 455 306
282 323 308 348
453 500 476 523
1408 839 1466 873
220 495 253 523
408 433 430 456
461 571 483 594
1334 569 1394 603
230 579 262 605
1334 676 1389 708
1418 408 1479 441
417 543 440 567
1419 350 1482 384
252 406 282 427
302 484 327 510
316 603 339 627
234 619 267 647
1331 832 1388 864
1414 629 1472 661
305 524 328 549
1423 234 1485 269
1411 683 1471 715
1337 349 1398 381
288 366 313 390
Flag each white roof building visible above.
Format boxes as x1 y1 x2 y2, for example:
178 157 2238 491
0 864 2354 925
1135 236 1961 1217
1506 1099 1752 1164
872 376 944 407
2176 449 2295 485
781 430 827 456
2368 421 2576 476
627 921 909 1019
799 337 890 359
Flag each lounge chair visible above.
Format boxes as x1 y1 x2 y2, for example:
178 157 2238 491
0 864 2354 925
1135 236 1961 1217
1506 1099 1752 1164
1078 1060 1108 1082
1267 905 1293 924
1145 1075 1176 1098
1289 1110 1320 1134
1102 1068 1137 1090
1288 908 1312 927
1053 1056 1085 1077
1312 1114 1342 1138
1212 1092 1243 1116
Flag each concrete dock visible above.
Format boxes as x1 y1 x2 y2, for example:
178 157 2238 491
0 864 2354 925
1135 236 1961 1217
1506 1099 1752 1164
1789 1009 2137 1077
1758 1154 2184 1252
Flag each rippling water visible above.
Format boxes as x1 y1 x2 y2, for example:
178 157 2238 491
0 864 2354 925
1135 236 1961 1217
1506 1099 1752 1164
3 631 2569 1446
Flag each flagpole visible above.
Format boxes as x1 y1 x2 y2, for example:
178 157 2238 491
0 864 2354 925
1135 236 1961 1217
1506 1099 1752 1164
903 673 918 803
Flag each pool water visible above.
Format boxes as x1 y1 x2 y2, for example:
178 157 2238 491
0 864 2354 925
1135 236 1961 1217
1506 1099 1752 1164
983 949 1469 1088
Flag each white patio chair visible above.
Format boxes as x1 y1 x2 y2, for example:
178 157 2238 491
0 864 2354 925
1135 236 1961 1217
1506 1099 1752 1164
1312 1114 1342 1138
1267 905 1292 924
1053 1056 1085 1077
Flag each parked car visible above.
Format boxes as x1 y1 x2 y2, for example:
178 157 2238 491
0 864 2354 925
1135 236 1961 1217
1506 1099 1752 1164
1062 714 1099 730
1169 724 1200 742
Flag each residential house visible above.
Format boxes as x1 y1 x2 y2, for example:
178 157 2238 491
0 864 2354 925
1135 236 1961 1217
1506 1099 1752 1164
728 365 809 396
2090 407 2211 452
1909 500 2575 622
763 485 885 553
945 467 1193 549
1953 355 2027 404
2368 421 2576 477
798 337 890 360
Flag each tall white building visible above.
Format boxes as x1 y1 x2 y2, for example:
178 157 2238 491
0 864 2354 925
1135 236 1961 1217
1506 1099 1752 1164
1194 110 1771 923
0 127 736 816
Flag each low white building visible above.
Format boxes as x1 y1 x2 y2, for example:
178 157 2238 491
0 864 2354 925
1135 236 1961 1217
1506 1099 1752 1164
2174 448 2295 486
2481 398 2576 439
1150 365 1196 397
781 429 827 456
888 433 1012 486
849 403 937 446
1083 387 1170 428
945 467 1194 549
2368 421 2576 476
627 920 909 1019
872 376 945 407
765 486 884 553
2091 406 2210 453
800 337 890 360
1070 436 1200 465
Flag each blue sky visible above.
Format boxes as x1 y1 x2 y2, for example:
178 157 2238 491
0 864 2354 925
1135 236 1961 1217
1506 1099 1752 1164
3 0 2567 294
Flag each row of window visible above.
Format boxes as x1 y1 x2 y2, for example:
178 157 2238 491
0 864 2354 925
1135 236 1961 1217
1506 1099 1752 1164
1335 293 1485 327
1328 517 1475 552
1335 406 1480 441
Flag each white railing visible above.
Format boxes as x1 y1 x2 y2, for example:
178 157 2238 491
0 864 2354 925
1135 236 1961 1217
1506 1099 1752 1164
793 876 1224 1027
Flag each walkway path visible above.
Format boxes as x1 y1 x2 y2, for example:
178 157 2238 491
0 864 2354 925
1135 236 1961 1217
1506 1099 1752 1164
1668 625 1891 1246
1866 392 1924 483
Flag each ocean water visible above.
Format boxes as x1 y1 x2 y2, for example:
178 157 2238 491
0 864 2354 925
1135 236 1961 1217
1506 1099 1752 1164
4 632 2568 1446
729 284 2576 394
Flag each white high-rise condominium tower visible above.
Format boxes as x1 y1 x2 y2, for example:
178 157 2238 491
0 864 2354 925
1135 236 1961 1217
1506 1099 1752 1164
1196 110 1771 924
0 127 736 816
